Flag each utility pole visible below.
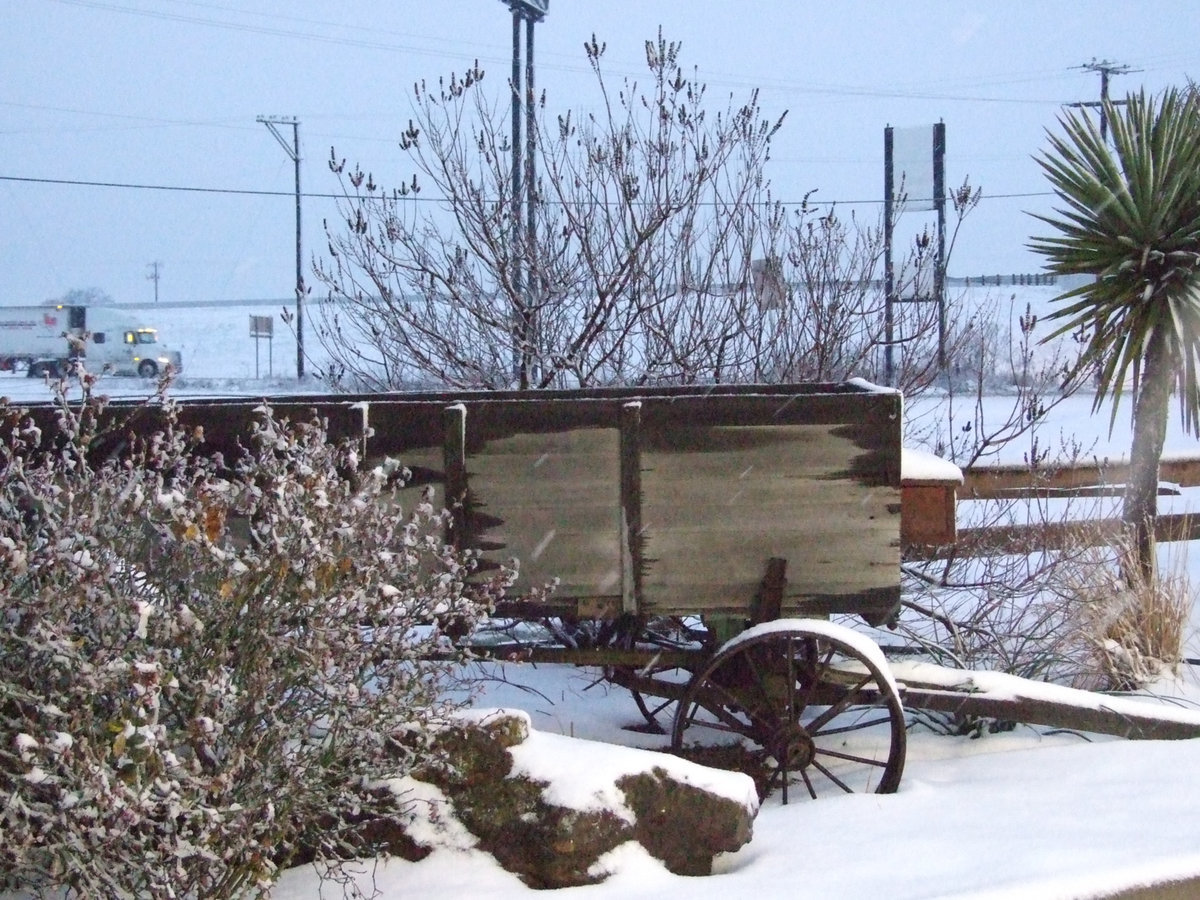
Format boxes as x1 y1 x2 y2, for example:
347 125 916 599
146 261 162 303
257 115 304 379
1069 58 1139 142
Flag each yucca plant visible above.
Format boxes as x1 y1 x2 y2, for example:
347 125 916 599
1030 87 1200 585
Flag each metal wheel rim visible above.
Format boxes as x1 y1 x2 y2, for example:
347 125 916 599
670 623 906 803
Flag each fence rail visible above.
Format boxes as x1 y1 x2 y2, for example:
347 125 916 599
963 457 1200 497
904 455 1200 560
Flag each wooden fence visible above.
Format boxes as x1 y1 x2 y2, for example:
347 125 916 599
905 456 1200 559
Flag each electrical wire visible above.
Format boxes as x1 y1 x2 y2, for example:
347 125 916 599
0 173 1057 206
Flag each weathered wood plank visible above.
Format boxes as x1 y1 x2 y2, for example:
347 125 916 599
964 456 1200 497
908 512 1200 561
467 427 622 598
637 421 900 619
902 686 1200 739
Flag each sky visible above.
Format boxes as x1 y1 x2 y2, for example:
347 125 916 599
2 1 1198 307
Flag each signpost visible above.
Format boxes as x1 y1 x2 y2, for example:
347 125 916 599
883 122 946 386
250 315 273 378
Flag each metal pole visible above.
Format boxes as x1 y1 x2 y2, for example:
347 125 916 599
933 121 946 372
511 11 522 207
511 11 524 385
883 126 895 388
525 13 537 385
500 1 547 387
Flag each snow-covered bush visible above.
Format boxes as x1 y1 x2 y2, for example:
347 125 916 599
0 371 511 897
1072 543 1189 690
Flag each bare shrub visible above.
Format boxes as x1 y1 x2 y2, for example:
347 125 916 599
313 34 977 394
899 501 1114 693
1070 544 1189 690
900 482 1189 735
894 303 1173 731
0 368 511 897
906 299 1084 471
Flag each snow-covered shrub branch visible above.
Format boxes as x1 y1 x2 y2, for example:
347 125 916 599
0 370 512 897
312 33 976 394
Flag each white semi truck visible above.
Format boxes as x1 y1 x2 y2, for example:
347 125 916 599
0 305 183 377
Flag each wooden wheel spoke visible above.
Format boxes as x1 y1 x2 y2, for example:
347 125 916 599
681 695 756 738
799 766 818 800
812 714 895 737
795 642 835 711
809 758 856 794
740 647 784 728
682 716 751 739
643 696 674 719
766 759 787 804
815 745 890 768
704 664 778 733
803 673 873 733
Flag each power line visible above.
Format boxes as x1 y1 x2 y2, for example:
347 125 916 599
0 173 1057 208
49 0 1104 110
0 173 338 199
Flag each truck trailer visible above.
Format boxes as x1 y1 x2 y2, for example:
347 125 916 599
0 305 183 378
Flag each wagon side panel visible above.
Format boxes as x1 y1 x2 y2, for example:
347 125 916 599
637 392 901 622
464 425 623 604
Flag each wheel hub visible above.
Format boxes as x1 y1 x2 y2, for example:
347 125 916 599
770 721 815 770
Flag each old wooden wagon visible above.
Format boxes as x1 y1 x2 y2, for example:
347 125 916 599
158 379 910 803
25 379 1195 803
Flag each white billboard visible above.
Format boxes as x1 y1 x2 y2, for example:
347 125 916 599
890 124 936 211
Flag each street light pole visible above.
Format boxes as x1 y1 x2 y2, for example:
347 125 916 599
509 9 523 384
500 0 547 388
257 115 305 380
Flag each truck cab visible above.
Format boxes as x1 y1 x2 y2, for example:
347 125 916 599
83 312 182 377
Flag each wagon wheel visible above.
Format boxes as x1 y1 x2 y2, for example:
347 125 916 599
670 619 906 803
611 617 706 734
627 662 695 734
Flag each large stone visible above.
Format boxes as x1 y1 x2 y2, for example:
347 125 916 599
618 766 755 876
386 711 757 887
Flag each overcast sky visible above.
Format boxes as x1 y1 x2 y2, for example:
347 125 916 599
2 1 1198 306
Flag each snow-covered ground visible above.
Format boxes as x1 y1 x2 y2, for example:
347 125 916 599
7 291 1200 898
272 662 1200 900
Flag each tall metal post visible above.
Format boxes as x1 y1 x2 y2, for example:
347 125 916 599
501 1 547 388
510 10 523 384
257 115 304 379
524 13 538 383
883 126 895 388
933 121 946 372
